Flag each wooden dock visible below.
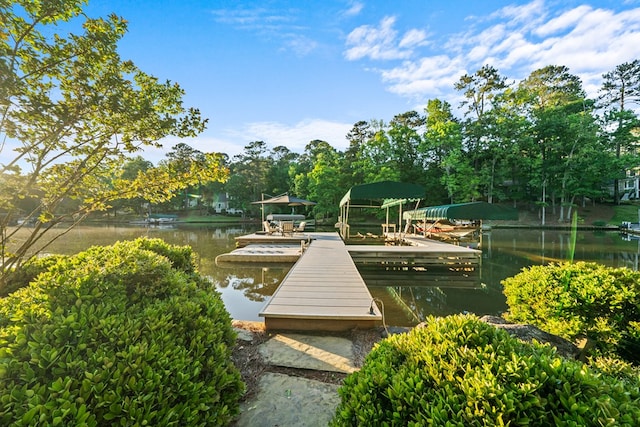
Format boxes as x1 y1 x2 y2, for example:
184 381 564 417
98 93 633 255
215 244 303 264
235 233 312 248
259 233 382 331
348 236 481 268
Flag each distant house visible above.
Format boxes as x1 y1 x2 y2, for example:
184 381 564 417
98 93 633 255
605 167 640 201
619 167 640 201
211 193 243 215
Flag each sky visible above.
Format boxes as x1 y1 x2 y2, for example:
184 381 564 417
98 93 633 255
16 0 640 162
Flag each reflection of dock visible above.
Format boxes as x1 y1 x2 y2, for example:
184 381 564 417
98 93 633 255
359 270 481 288
259 233 382 331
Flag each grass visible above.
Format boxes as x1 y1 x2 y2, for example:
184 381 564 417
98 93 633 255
611 204 640 224
181 213 246 223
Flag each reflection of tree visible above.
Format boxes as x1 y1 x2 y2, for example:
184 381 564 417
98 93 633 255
388 287 449 321
207 267 286 302
378 284 505 325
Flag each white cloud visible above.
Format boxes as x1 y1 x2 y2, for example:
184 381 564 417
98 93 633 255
399 29 428 49
347 1 640 104
344 16 427 61
380 55 466 99
343 1 364 17
534 5 591 37
282 34 319 56
225 119 353 154
210 6 318 56
491 0 546 27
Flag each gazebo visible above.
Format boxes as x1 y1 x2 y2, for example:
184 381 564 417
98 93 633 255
338 181 425 239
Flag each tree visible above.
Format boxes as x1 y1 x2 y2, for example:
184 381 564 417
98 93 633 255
110 155 153 215
599 60 640 203
344 120 374 184
517 66 595 222
266 145 297 196
454 65 509 202
0 2 226 286
388 111 426 184
420 99 468 203
160 143 208 210
225 141 272 214
299 141 342 220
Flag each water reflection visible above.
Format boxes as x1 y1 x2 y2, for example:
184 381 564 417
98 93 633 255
6 225 640 326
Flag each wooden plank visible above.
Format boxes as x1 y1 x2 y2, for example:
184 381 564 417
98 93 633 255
260 233 382 330
265 297 373 307
261 305 377 318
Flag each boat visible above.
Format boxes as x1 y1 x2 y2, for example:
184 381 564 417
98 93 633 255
145 214 178 224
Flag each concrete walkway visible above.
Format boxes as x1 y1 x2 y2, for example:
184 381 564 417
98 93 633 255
232 331 357 427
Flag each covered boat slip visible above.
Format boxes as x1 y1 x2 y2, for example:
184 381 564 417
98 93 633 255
338 181 425 239
259 233 382 331
400 201 519 242
403 201 519 222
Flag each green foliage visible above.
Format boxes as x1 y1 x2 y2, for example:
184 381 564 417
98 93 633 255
0 1 228 277
331 315 640 426
0 254 67 297
0 238 244 426
502 262 640 364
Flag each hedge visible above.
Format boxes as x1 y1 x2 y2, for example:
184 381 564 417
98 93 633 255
502 261 640 364
0 238 244 426
331 314 640 426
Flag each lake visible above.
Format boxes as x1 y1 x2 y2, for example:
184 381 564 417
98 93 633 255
7 224 640 326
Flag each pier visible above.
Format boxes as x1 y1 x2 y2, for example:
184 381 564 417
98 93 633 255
259 233 382 331
217 231 482 331
348 238 481 269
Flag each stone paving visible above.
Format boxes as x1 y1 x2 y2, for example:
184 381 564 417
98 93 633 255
233 332 357 427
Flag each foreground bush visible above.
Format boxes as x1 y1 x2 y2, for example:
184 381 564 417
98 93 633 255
331 315 640 426
502 262 640 364
0 238 244 426
0 254 67 297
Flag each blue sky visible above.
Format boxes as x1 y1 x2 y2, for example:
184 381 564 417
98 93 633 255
42 0 640 161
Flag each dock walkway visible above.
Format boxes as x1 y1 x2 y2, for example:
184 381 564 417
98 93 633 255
259 233 382 331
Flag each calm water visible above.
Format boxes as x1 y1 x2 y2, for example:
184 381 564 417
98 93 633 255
7 224 640 326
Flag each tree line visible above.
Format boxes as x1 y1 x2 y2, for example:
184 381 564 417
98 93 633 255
192 62 640 223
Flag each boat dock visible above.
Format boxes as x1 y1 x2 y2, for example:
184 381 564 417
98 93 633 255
215 244 304 263
217 231 482 331
350 235 481 269
259 233 383 331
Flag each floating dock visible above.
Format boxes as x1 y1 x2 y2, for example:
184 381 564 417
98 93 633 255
235 233 312 248
218 231 482 331
215 244 303 263
348 236 481 268
259 233 382 331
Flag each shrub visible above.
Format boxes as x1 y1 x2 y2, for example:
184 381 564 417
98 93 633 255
0 238 244 426
0 254 67 297
331 315 640 426
502 262 640 364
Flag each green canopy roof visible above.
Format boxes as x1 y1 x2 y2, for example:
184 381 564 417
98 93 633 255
403 202 518 221
339 181 425 208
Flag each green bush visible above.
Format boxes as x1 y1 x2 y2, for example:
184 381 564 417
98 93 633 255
502 262 640 363
0 238 244 426
331 315 640 426
0 254 67 297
